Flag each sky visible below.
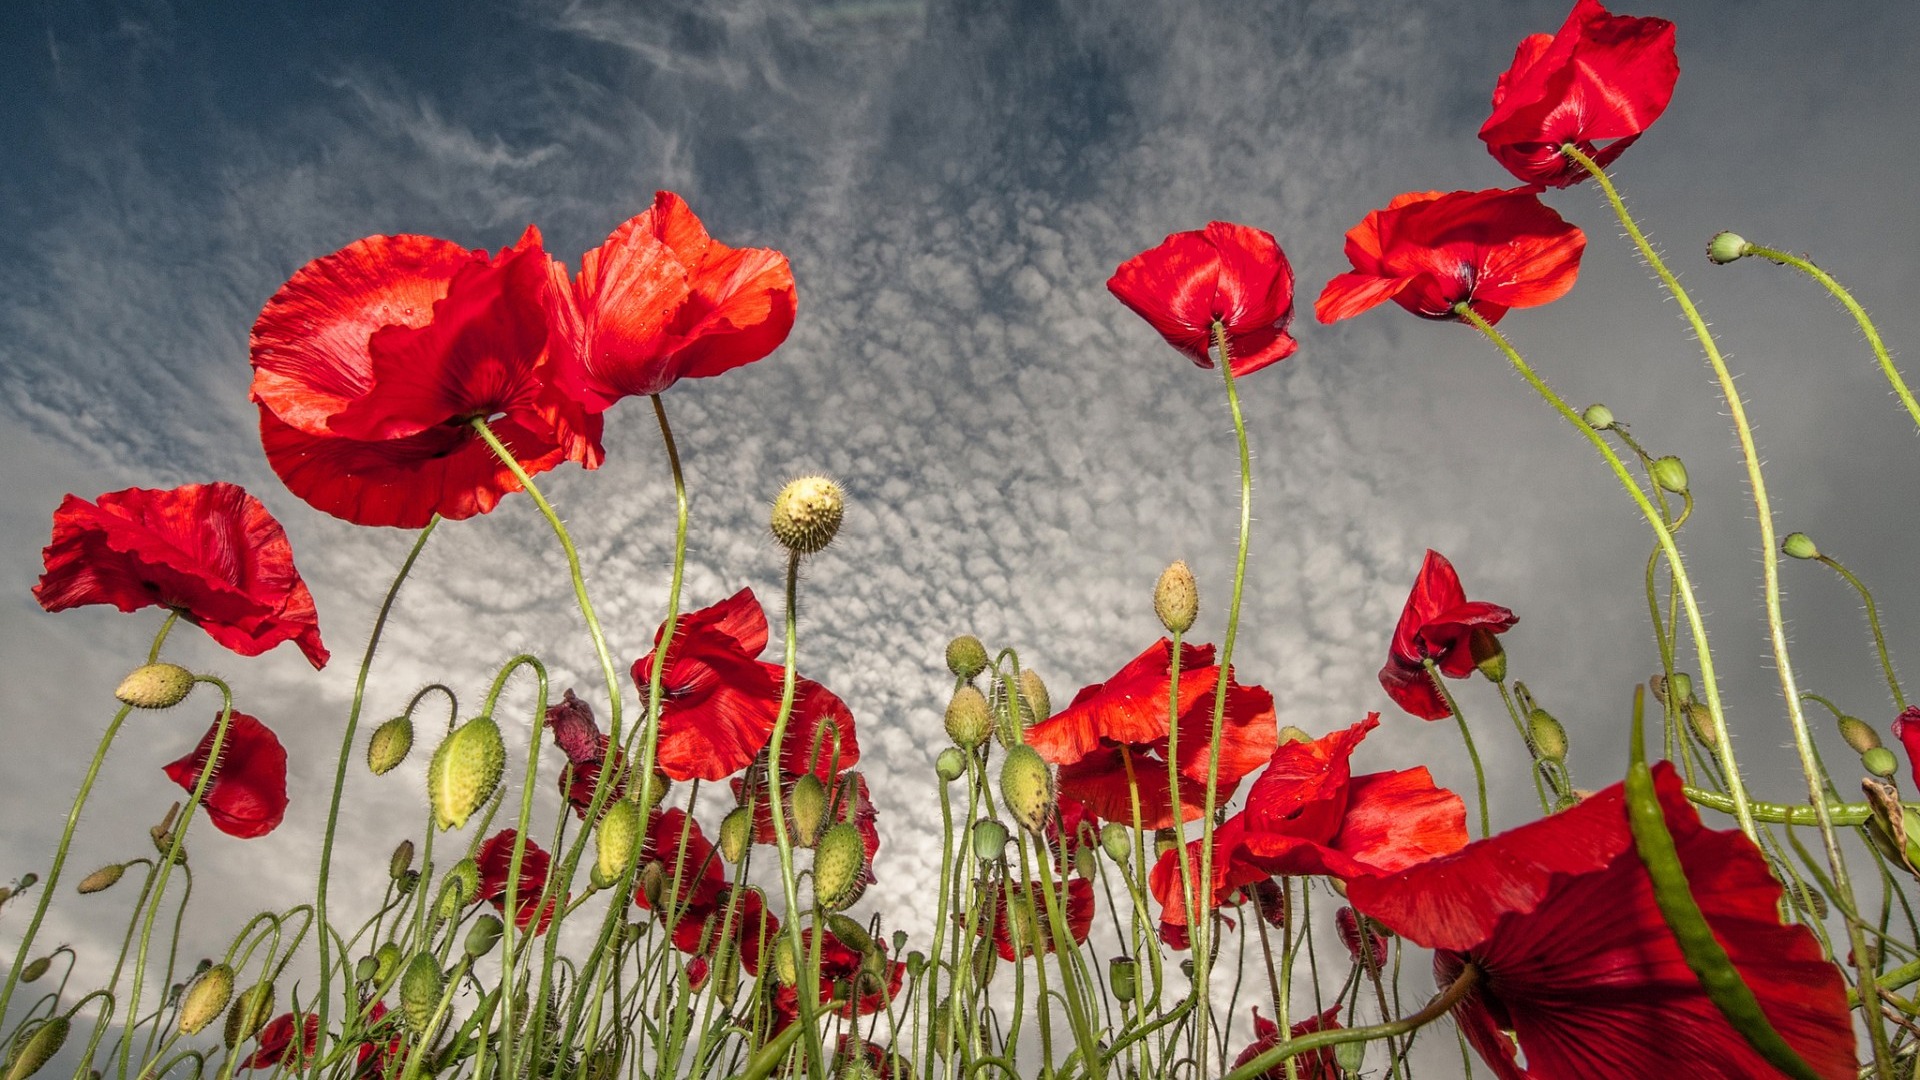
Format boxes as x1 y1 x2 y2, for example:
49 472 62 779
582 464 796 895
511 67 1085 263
3 0 1919 1068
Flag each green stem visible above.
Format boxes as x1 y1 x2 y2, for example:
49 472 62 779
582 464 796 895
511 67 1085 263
1425 660 1489 838
1222 964 1481 1080
1813 554 1905 710
765 550 826 1079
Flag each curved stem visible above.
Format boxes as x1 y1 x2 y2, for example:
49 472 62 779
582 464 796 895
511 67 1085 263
1424 661 1489 837
1813 554 1905 710
1740 243 1920 431
765 551 826 1079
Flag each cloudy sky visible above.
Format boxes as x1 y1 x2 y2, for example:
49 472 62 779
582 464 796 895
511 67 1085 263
3 0 1918 1064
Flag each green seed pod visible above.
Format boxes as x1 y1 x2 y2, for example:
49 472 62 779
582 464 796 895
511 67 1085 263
1781 532 1819 561
354 955 379 984
389 839 415 881
116 663 196 710
1100 822 1132 864
944 686 993 749
465 914 504 960
373 943 402 986
934 747 966 783
971 819 1009 862
1335 1038 1367 1075
1153 561 1198 635
439 859 480 922
813 822 867 911
367 716 414 776
17 958 48 984
223 981 275 1049
596 797 643 885
1528 709 1568 763
1864 746 1899 779
790 774 829 847
1109 956 1138 1004
945 635 989 681
826 913 874 955
427 716 505 832
999 744 1053 834
178 963 235 1036
4 1017 67 1080
1837 715 1881 754
769 475 845 555
1649 455 1689 494
1706 231 1751 265
1581 403 1615 430
1018 669 1051 725
399 952 444 1035
719 806 753 865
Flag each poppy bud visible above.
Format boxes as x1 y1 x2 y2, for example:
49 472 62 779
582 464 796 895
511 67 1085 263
826 913 874 955
1019 669 1052 725
76 863 124 895
399 952 443 1034
1073 843 1097 881
892 930 909 957
18 958 48 984
769 475 845 556
1335 1040 1367 1075
115 663 195 710
773 936 799 987
945 686 992 749
999 745 1054 834
465 914 504 960
1153 561 1198 635
354 956 379 983
427 716 505 831
790 774 829 847
814 822 867 911
1781 532 1819 560
14 876 34 892
1649 455 1689 494
4 1017 67 1080
1667 672 1694 703
1096 823 1131 865
439 859 479 921
389 840 415 881
632 768 672 814
1528 709 1568 763
1706 231 1751 265
719 806 752 865
636 860 667 909
396 869 419 897
1109 956 1138 1004
945 635 989 680
1684 702 1718 749
596 798 642 884
178 963 234 1035
373 943 401 986
1838 716 1882 754
1469 627 1507 683
971 819 1009 862
934 747 966 783
906 950 926 978
1864 746 1899 779
149 803 186 864
223 981 274 1049
1581 403 1615 430
367 716 414 776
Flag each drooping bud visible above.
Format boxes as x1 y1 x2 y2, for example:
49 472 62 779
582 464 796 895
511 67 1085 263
18 958 48 984
115 663 195 710
971 819 1009 862
4 1017 67 1080
1109 956 1138 1004
438 859 479 923
1706 231 1751 265
150 803 186 864
1781 532 1819 561
595 798 642 885
945 635 989 680
826 913 874 955
1685 702 1719 749
367 716 414 776
1100 823 1132 864
465 914 504 960
1527 709 1568 763
178 963 234 1035
14 876 34 892
1838 715 1882 754
999 744 1054 834
1018 669 1052 725
1581 403 1615 430
1649 455 1689 494
1864 746 1899 779
389 840 415 882
935 747 966 783
1153 561 1198 635
814 823 867 911
1469 626 1507 683
789 774 829 847
719 806 753 864
1073 843 1097 881
399 952 444 1034
427 716 505 831
636 861 667 910
944 686 993 749
769 475 845 556
373 943 401 986
76 863 125 895
223 981 275 1049
354 956 379 984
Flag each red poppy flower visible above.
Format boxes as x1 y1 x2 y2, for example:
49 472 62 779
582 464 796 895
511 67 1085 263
1480 0 1679 187
771 925 905 1031
354 1001 404 1080
1230 1006 1343 1080
250 229 602 529
631 589 786 782
1892 706 1920 775
549 191 797 410
633 808 728 930
1027 639 1278 830
1378 550 1519 720
161 711 289 839
1316 189 1585 327
1150 714 1467 930
475 829 561 934
35 483 328 668
979 876 1095 961
1107 222 1298 378
1346 764 1856 1080
670 884 780 979
242 1012 319 1070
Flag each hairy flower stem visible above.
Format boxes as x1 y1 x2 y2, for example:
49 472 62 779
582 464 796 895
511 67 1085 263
1424 661 1489 838
1565 145 1887 1071
1811 553 1906 710
766 550 828 1079
1223 963 1483 1080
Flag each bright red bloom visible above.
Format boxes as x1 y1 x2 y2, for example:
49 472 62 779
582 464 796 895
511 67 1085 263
1230 1006 1342 1080
475 830 560 934
1892 706 1920 775
549 191 796 409
1027 639 1278 830
242 1012 319 1070
35 483 328 668
1108 222 1298 378
161 711 289 839
632 590 785 782
1379 550 1519 720
1150 714 1467 930
979 876 1096 962
771 925 906 1031
1316 189 1585 327
670 884 779 978
250 230 602 528
1480 0 1679 187
1347 764 1856 1080
633 808 728 929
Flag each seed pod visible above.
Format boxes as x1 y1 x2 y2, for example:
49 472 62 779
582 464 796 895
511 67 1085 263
934 747 967 783
223 981 275 1049
769 475 845 555
399 952 444 1035
813 822 867 911
944 686 992 749
178 963 234 1035
116 663 196 710
389 840 415 881
1109 956 1138 1004
945 635 989 680
971 819 1009 862
1018 669 1051 725
596 797 643 885
4 1017 67 1080
1153 561 1198 635
465 915 504 960
1649 455 1689 494
790 774 829 847
1837 716 1882 754
427 716 505 831
367 716 414 776
1100 823 1132 864
999 744 1053 834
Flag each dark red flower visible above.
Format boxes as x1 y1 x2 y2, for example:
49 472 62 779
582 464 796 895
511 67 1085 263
1480 0 1679 187
1316 189 1585 327
1892 706 1920 775
242 1012 319 1070
475 830 561 934
35 483 328 668
1347 764 1856 1080
1378 550 1519 720
544 689 626 817
1108 222 1298 378
549 191 797 410
631 590 785 782
161 711 289 839
354 1001 404 1080
669 884 780 979
1027 640 1278 830
771 925 905 1031
1336 906 1389 978
1230 1006 1343 1080
979 876 1095 962
633 808 728 930
250 229 602 529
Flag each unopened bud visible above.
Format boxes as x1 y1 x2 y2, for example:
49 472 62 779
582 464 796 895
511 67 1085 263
1154 827 1177 859
178 963 234 1035
1527 709 1568 763
1335 1040 1367 1075
367 716 414 776
945 635 989 680
77 863 125 894
945 686 993 749
465 915 504 960
1018 669 1051 725
1650 456 1689 494
934 747 966 783
427 716 505 831
354 956 379 983
1153 561 1198 635
1685 701 1718 749
399 952 443 1034
971 819 1009 862
1838 716 1882 754
18 958 48 984
826 913 873 954
15 876 34 891
719 806 752 864
1110 956 1138 1004
790 774 829 847
1469 627 1507 683
1781 532 1819 561
438 859 478 922
5 1017 67 1080
1581 403 1615 430
999 744 1054 834
637 861 667 910
1706 231 1750 265
1667 672 1694 704
389 840 415 881
1100 823 1132 864
116 663 195 710
1865 746 1899 779
813 823 867 911
769 475 845 555
224 981 275 1049
596 798 642 884
373 943 401 986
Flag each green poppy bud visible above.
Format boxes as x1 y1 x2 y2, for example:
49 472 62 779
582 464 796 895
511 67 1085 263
17 958 48 984
971 819 1009 862
1865 746 1899 779
596 798 643 884
178 964 234 1035
1018 669 1052 725
1528 709 1568 763
389 839 415 881
115 663 195 710
1581 403 1615 430
999 744 1054 834
372 943 402 986
1649 455 1689 494
427 716 504 831
223 981 275 1049
719 805 753 864
790 774 829 847
399 951 444 1034
769 475 845 555
1706 231 1750 265
1153 561 1198 635
813 823 867 911
1100 822 1132 864
1781 532 1819 561
945 686 993 749
4 1017 67 1080
367 716 414 776
935 747 967 783
945 635 989 680
465 914 504 960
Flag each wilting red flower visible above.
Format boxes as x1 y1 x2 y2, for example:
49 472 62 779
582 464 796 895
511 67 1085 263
35 483 328 668
1107 222 1298 378
771 925 906 1031
632 590 786 782
162 711 289 839
1230 1006 1343 1080
1379 550 1519 720
250 229 602 528
549 191 797 410
1347 764 1856 1080
1480 0 1679 187
475 830 561 934
1151 714 1466 931
544 689 626 817
1336 906 1389 978
242 1012 319 1070
979 876 1096 961
1027 640 1278 830
1315 189 1585 327
1892 706 1920 775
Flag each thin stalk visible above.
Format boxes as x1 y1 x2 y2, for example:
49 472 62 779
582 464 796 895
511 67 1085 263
1223 965 1482 1080
1812 554 1905 711
1425 661 1488 838
765 550 827 1079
